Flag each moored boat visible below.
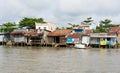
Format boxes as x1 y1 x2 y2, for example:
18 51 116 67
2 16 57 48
74 43 86 49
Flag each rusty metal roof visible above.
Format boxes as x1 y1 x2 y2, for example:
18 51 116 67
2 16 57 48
90 33 116 38
108 27 120 33
11 29 43 36
67 33 82 38
48 29 72 37
11 31 25 35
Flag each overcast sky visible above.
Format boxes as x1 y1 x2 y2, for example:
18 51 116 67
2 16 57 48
0 0 120 27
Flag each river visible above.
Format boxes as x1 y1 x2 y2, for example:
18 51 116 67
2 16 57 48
0 46 120 73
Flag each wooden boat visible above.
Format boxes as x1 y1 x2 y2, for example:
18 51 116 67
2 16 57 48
74 43 86 49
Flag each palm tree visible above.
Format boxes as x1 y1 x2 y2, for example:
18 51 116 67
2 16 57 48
99 19 111 27
83 17 93 24
68 23 79 28
99 19 112 32
93 19 116 33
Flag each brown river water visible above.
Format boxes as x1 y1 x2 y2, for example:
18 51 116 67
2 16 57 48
0 46 120 73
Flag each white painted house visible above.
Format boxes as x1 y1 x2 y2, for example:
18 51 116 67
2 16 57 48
35 22 56 32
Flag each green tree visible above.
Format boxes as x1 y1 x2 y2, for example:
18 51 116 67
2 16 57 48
19 17 46 29
93 19 119 33
100 19 111 27
67 23 79 29
99 19 112 32
0 22 16 33
83 17 93 24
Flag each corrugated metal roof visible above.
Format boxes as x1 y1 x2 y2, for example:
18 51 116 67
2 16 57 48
117 31 120 34
11 31 25 35
67 33 82 38
11 29 43 36
90 33 116 38
48 29 72 36
11 29 27 35
108 27 120 34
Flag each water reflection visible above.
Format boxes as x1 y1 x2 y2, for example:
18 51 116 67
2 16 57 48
0 46 120 73
100 48 107 55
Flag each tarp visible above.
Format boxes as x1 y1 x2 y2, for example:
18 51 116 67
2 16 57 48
66 38 74 43
74 29 83 33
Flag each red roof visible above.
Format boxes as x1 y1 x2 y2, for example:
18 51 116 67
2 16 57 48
48 29 72 36
108 27 120 34
11 29 43 36
11 31 25 35
117 31 120 34
67 33 82 38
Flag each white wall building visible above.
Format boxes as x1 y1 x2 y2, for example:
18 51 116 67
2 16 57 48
35 22 56 32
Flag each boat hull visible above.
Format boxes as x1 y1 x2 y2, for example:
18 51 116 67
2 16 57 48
75 43 86 49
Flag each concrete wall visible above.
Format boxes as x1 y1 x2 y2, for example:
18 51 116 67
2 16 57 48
35 22 56 32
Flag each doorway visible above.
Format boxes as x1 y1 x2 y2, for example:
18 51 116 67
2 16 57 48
54 36 60 43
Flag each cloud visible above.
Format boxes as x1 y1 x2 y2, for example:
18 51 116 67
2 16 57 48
0 0 120 27
59 0 120 15
0 0 23 23
20 0 56 12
